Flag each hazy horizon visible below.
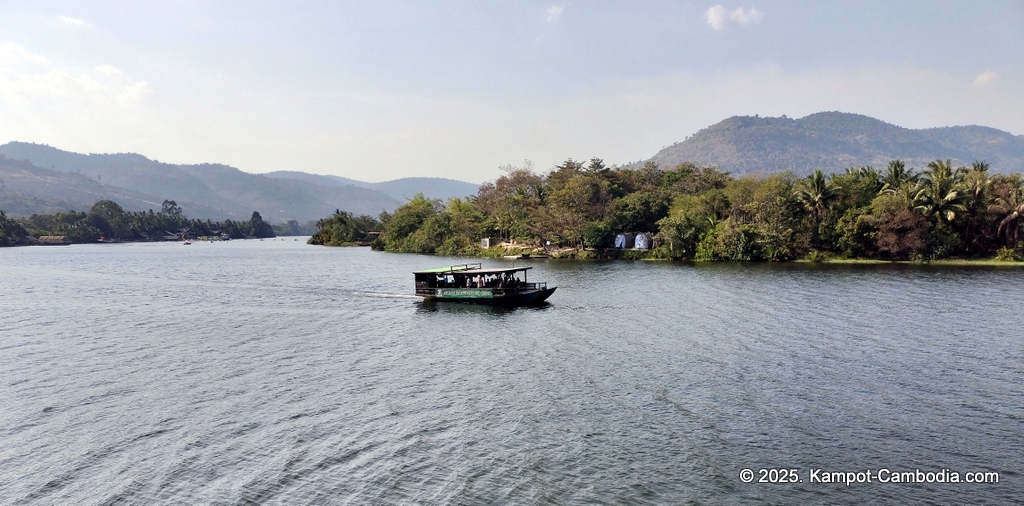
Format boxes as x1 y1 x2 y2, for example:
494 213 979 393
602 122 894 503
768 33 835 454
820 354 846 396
1 1 1021 182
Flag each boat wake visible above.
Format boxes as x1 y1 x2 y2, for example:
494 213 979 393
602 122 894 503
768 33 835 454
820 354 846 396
355 291 420 299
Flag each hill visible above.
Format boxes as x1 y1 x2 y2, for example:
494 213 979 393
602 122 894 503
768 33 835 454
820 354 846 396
0 143 475 222
646 112 1024 175
0 155 166 215
263 171 480 202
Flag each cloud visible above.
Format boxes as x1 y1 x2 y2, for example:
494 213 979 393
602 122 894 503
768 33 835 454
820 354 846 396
707 5 763 30
730 7 762 25
973 71 998 86
95 65 123 78
0 42 50 66
117 80 154 106
546 5 564 23
57 15 89 27
706 5 728 29
1 69 110 103
0 48 151 108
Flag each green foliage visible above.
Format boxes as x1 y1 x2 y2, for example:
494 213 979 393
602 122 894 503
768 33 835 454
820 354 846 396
794 169 840 248
805 250 829 263
994 247 1022 262
371 194 485 255
834 206 875 258
913 159 968 226
376 194 439 252
0 210 28 245
249 211 275 238
308 210 376 245
8 200 279 243
582 220 613 248
608 191 669 233
655 195 713 259
336 155 1024 262
695 220 761 261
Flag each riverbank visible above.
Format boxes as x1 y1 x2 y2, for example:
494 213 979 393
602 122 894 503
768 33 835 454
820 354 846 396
467 241 1024 265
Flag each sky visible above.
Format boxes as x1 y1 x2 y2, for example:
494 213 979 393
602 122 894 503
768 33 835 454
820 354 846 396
0 1 1022 183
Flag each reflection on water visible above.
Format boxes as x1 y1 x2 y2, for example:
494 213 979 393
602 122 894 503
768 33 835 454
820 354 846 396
1 241 1022 504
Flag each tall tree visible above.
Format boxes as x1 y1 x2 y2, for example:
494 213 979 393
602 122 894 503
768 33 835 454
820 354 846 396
881 159 917 192
913 159 967 225
990 176 1024 248
250 211 275 238
794 169 839 247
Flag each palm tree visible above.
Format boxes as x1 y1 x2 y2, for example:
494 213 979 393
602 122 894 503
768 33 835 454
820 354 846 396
914 159 967 224
959 163 991 252
794 169 839 247
881 159 918 193
990 177 1024 247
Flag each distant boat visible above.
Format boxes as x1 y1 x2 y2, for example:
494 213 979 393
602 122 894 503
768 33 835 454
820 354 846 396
413 263 556 306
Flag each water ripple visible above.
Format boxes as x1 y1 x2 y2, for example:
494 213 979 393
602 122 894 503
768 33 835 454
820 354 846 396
1 244 1022 503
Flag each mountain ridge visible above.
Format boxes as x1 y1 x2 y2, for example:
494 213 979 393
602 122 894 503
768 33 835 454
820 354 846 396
646 112 1024 175
0 142 478 221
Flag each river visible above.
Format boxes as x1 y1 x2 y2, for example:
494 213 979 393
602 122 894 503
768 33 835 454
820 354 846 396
1 239 1022 503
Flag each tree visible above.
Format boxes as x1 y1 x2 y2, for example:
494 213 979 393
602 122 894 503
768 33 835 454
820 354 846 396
609 191 669 233
959 165 992 253
0 210 28 246
376 194 441 252
161 200 183 218
476 161 544 241
794 169 839 248
990 176 1024 248
913 159 967 225
881 159 917 192
308 210 362 245
89 200 128 239
543 173 610 247
250 211 275 238
654 195 713 259
874 209 930 259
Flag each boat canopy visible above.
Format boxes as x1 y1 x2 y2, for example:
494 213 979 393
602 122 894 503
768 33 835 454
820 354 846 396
413 265 532 276
412 264 479 274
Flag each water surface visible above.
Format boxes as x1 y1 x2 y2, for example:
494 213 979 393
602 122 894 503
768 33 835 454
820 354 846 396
1 240 1022 503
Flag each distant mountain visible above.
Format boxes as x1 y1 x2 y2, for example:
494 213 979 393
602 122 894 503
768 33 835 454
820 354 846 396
0 155 164 215
263 171 479 203
0 143 473 222
646 112 1024 175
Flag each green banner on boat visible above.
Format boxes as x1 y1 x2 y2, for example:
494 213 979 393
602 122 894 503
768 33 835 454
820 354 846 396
436 288 494 299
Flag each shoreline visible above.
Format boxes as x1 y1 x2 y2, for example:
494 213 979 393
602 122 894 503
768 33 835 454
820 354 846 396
390 243 1024 266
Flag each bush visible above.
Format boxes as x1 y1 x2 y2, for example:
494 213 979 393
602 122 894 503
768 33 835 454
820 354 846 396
805 250 829 263
695 220 762 261
994 247 1022 262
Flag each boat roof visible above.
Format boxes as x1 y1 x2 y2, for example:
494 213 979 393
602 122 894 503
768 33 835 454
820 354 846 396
413 265 532 275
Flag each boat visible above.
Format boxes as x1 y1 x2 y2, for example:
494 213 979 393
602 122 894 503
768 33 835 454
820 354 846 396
413 263 556 306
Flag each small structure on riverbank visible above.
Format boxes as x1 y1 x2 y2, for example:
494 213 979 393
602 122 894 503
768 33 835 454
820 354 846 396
614 233 635 249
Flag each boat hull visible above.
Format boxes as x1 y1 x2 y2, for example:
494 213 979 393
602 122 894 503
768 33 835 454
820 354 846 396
418 287 554 306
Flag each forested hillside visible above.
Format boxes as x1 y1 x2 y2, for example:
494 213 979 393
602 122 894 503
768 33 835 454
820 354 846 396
0 143 407 221
263 171 479 202
647 112 1024 176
